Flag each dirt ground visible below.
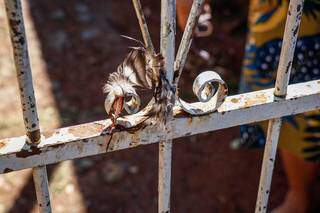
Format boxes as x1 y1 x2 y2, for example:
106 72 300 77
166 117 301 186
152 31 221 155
0 0 293 212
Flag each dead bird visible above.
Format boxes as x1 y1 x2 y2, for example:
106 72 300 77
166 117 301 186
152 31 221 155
103 36 164 130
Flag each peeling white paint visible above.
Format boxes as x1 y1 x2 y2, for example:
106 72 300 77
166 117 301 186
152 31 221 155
255 1 305 212
4 0 52 212
0 80 319 174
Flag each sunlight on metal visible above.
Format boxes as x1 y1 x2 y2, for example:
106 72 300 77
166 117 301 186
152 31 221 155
1 0 319 212
3 0 52 212
0 80 319 174
132 0 155 51
255 0 305 212
174 0 204 86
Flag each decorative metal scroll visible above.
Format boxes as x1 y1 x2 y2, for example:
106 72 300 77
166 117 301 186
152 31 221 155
119 69 228 117
123 93 141 114
176 71 227 115
120 70 228 117
104 0 228 129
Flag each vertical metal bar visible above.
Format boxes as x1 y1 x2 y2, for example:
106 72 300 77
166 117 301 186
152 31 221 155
132 0 155 51
159 0 176 212
161 0 176 84
174 0 204 87
158 140 173 213
33 166 52 210
4 0 52 212
255 118 282 213
274 1 304 98
255 0 305 212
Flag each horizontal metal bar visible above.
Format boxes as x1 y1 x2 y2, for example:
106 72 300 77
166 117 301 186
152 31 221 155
0 80 319 173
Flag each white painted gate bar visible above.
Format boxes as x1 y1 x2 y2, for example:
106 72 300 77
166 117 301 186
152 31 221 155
0 0 319 212
132 0 155 51
3 0 52 212
255 0 305 212
0 80 319 173
174 0 204 86
159 0 176 212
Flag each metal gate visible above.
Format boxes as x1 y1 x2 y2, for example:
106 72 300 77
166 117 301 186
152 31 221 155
0 0 319 212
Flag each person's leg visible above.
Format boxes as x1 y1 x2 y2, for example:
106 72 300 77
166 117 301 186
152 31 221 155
273 149 319 213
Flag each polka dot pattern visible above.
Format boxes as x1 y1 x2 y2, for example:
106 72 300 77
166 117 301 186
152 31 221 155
242 34 320 91
239 34 320 148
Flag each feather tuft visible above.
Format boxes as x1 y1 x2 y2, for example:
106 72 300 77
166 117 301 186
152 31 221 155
103 72 136 97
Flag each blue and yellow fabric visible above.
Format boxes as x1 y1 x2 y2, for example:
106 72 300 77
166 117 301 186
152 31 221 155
239 0 320 162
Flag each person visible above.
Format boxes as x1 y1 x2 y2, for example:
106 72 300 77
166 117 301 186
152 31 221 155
176 0 320 212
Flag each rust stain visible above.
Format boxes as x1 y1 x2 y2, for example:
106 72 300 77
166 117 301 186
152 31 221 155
173 109 190 118
187 117 193 124
16 147 41 158
0 142 6 149
27 129 41 144
231 98 239 103
243 93 268 108
68 123 104 138
43 129 59 139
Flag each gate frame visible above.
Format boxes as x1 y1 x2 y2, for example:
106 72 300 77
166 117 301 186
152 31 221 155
0 0 316 213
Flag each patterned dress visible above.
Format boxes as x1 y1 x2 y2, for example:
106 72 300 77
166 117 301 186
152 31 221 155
239 0 320 162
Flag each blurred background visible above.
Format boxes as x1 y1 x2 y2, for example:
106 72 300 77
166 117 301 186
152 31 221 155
0 0 289 212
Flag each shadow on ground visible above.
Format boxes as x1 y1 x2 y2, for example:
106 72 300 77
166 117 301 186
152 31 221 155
7 0 289 212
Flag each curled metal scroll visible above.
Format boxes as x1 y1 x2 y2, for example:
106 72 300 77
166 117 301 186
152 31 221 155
124 93 141 114
122 71 228 117
176 71 228 115
105 0 228 130
113 98 155 129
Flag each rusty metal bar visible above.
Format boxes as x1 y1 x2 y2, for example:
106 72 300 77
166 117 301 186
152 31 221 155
132 0 155 51
174 0 204 87
159 0 176 212
3 0 52 212
33 166 51 210
255 0 305 212
0 80 319 173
